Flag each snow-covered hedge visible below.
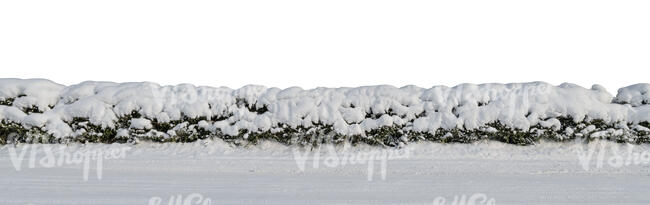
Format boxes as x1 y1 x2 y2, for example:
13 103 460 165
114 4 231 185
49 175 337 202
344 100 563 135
1 78 650 146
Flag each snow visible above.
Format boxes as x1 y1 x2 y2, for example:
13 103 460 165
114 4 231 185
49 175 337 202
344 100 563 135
1 78 650 139
0 78 64 111
615 83 650 106
129 118 152 130
2 139 650 204
0 106 27 123
539 118 561 130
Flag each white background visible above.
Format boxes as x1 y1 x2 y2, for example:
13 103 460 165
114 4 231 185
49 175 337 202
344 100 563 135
1 0 648 93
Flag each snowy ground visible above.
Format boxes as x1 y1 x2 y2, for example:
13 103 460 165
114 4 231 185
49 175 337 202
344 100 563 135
2 140 650 205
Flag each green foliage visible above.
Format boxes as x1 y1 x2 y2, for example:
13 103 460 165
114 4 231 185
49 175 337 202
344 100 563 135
0 120 52 144
3 109 650 147
484 122 538 145
22 105 43 114
360 126 405 146
0 98 14 106
0 121 22 144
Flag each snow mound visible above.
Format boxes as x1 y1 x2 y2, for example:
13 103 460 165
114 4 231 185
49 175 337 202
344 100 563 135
614 83 650 106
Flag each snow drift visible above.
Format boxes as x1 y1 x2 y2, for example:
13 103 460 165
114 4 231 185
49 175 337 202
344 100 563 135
1 78 649 146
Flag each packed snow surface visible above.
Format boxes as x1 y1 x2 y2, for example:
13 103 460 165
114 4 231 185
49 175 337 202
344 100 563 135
1 78 649 138
2 139 650 204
